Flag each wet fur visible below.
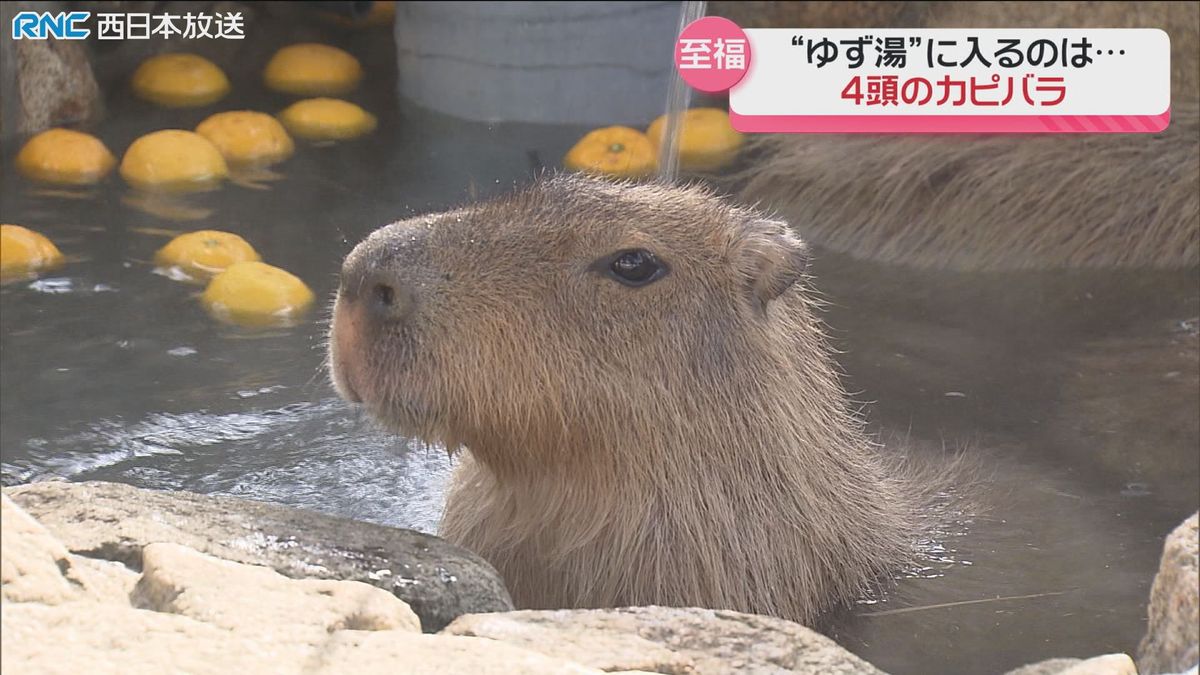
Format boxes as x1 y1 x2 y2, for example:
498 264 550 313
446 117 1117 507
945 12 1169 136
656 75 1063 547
330 176 930 624
735 105 1199 270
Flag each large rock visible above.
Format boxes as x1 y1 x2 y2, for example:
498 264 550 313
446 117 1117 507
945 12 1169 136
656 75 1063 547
1 494 138 605
1 601 290 675
1 495 616 674
1139 512 1200 674
132 542 421 636
310 631 607 675
1 494 75 604
1005 653 1137 675
443 606 887 674
4 488 891 674
2 601 615 675
0 3 104 139
4 480 512 631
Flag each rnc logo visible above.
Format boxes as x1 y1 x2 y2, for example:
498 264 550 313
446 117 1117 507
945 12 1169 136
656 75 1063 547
11 11 92 40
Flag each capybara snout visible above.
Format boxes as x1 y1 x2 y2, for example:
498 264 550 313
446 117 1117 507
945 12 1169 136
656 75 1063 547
330 221 433 409
338 221 431 325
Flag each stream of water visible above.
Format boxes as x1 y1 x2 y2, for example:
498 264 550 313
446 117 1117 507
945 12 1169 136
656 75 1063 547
656 0 708 182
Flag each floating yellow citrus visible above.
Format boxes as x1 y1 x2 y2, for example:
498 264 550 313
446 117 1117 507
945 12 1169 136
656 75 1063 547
277 98 376 141
564 126 657 179
120 130 229 192
322 1 396 28
195 111 295 167
263 43 363 96
362 0 396 26
1 224 64 282
155 230 261 282
15 128 117 186
646 108 744 172
132 53 230 107
201 261 315 327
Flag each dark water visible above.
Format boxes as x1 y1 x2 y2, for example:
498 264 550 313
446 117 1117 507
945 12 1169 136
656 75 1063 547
2 23 1198 675
817 259 1198 673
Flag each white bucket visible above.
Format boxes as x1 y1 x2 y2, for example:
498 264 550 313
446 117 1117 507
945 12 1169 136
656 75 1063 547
394 1 682 125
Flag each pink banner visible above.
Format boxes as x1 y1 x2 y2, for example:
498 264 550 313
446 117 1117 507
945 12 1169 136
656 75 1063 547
729 109 1171 134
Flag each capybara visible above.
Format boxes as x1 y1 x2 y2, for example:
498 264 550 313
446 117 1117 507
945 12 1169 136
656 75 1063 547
735 105 1199 270
717 1 1200 270
329 175 928 624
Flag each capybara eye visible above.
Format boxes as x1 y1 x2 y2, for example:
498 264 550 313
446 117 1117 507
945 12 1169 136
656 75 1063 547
608 249 667 287
373 283 395 307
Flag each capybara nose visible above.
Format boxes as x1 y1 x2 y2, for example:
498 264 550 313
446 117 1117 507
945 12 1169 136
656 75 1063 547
340 253 417 324
363 274 416 322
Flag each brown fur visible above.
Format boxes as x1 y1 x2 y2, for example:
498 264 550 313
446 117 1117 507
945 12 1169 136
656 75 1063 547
735 104 1199 269
329 176 925 624
717 1 1200 269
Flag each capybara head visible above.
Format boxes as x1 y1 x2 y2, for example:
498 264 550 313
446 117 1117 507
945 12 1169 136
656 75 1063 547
330 174 916 622
331 175 822 469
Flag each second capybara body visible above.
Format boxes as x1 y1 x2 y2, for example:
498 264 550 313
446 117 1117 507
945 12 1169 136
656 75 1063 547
329 175 925 624
735 104 1199 270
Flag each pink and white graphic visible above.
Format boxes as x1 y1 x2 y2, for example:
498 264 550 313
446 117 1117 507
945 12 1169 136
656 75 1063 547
719 28 1171 133
674 17 752 93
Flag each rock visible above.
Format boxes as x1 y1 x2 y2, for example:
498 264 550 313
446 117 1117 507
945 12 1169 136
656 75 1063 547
1005 659 1086 675
311 631 607 674
3 600 614 675
2 491 888 674
443 606 886 674
1058 655 1139 675
1006 653 1137 675
2 494 142 605
132 542 421 636
1 498 609 674
13 39 104 135
1 494 75 604
64 554 140 604
1139 512 1200 675
0 601 289 675
446 609 695 674
5 480 513 631
2 600 613 675
0 3 103 139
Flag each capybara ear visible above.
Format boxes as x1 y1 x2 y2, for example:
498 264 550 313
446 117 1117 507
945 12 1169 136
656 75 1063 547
739 219 811 311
